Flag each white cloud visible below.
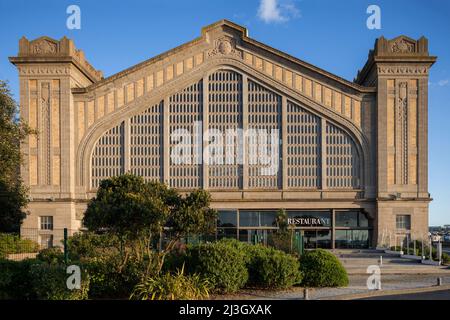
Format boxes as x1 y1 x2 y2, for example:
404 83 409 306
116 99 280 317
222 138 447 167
438 79 449 87
257 0 300 24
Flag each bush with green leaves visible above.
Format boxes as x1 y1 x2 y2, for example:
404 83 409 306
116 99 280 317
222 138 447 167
300 249 349 287
36 247 64 264
244 244 302 289
67 232 121 261
30 263 89 300
65 231 145 298
216 238 302 289
442 252 450 264
81 249 147 299
82 174 217 276
186 240 248 293
0 259 42 299
130 265 209 300
0 233 39 259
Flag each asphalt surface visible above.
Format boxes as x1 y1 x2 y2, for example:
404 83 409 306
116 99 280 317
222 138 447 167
359 289 450 300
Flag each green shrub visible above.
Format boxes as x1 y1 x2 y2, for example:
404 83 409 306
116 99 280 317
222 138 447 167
186 240 248 293
82 252 146 299
37 247 64 264
66 232 145 299
245 245 302 289
442 253 450 264
0 259 42 299
268 232 295 254
30 263 89 300
0 233 39 259
67 232 120 261
162 250 187 273
130 265 209 300
300 249 349 287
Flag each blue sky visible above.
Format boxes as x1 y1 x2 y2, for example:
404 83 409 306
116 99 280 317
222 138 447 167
0 0 449 225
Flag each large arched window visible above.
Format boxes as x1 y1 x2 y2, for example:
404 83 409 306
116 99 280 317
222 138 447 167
90 69 362 190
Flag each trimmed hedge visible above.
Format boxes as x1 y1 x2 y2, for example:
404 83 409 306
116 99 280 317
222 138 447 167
300 249 349 287
81 253 145 299
245 244 302 289
185 239 302 291
36 247 64 265
30 263 89 300
0 259 41 299
0 259 89 300
66 232 144 299
186 241 248 293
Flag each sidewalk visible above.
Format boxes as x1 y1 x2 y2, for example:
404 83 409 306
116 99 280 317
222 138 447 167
212 249 450 300
334 249 450 275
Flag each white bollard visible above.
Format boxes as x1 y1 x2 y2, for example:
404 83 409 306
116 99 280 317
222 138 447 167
376 280 382 290
303 288 309 300
429 240 433 261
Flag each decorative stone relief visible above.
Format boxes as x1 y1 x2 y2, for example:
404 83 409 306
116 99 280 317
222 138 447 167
207 36 242 59
75 209 85 221
395 81 408 185
40 82 51 185
390 39 415 54
18 66 71 76
31 39 58 55
378 66 428 75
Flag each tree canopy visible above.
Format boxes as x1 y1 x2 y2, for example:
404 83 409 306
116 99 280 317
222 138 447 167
83 174 217 241
0 80 33 233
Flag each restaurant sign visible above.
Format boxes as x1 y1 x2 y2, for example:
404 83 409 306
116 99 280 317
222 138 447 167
287 217 330 227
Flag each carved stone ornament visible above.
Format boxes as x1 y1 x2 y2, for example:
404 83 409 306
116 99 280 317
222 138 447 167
31 39 58 55
390 39 415 54
18 66 71 76
75 209 84 221
398 82 408 108
208 36 242 59
377 66 428 75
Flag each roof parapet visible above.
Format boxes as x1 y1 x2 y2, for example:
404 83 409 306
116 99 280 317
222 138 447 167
355 35 436 85
10 36 103 82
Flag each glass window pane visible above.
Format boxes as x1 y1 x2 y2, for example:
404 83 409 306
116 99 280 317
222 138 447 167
287 211 331 227
335 230 369 249
335 211 359 227
217 228 237 239
303 230 317 249
335 230 352 249
40 216 53 230
239 210 277 227
359 212 369 227
316 230 332 249
396 215 411 230
238 229 251 242
217 210 237 228
352 230 369 248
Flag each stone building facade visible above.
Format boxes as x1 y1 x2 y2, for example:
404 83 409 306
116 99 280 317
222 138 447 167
9 20 436 248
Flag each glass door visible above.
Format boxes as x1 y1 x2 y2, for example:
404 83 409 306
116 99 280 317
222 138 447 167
304 230 317 249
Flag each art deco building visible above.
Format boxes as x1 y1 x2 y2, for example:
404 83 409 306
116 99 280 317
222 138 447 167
9 20 436 249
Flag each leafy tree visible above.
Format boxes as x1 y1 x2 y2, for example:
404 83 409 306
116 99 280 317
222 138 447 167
83 174 170 239
83 173 217 274
269 209 297 253
0 80 34 233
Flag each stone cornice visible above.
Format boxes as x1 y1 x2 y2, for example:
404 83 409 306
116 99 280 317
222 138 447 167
70 19 375 95
9 36 103 82
355 35 437 84
10 56 101 83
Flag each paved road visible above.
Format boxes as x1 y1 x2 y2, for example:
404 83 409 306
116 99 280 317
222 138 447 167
360 289 450 300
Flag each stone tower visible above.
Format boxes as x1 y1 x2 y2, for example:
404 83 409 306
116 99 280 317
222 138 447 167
355 36 437 245
9 36 103 244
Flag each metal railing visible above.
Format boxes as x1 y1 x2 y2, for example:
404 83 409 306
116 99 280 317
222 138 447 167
0 228 77 261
